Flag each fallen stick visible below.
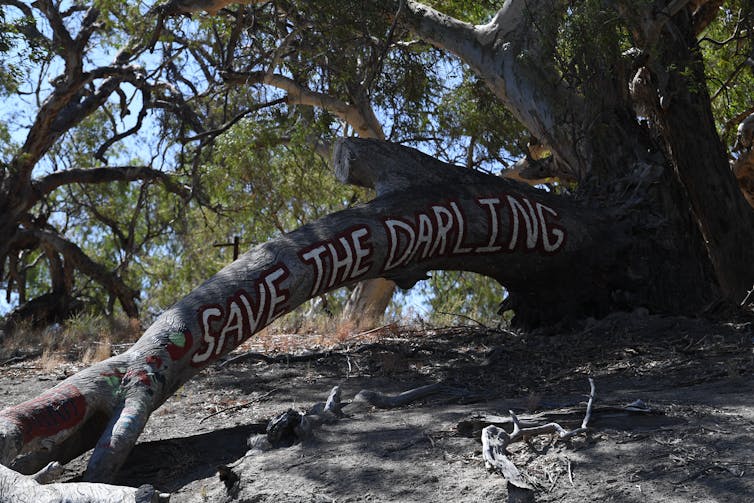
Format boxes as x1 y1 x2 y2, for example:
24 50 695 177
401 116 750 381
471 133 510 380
481 378 596 501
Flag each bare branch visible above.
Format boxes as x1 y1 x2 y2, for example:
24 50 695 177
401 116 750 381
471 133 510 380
35 0 75 64
17 228 140 318
481 378 596 495
182 96 287 143
1 0 50 44
223 70 385 139
33 166 191 200
401 1 584 174
0 464 163 503
95 89 150 162
153 0 261 17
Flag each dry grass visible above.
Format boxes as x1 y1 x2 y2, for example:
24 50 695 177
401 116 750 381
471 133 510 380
1 302 412 365
39 347 66 371
1 313 140 363
82 337 113 364
239 315 404 356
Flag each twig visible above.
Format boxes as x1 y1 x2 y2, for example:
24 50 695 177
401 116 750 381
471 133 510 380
1 351 42 365
347 323 398 339
200 389 278 423
218 349 333 368
482 378 595 493
581 377 596 429
740 284 754 307
436 311 488 328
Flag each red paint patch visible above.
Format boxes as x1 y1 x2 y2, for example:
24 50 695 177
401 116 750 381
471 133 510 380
0 383 87 443
124 368 152 386
145 355 163 368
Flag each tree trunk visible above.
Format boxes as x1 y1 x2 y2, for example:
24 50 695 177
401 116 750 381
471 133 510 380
0 138 649 483
340 277 395 328
652 10 754 303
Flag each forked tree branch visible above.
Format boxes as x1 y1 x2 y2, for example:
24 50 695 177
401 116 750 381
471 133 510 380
222 70 385 139
399 0 584 176
14 228 140 317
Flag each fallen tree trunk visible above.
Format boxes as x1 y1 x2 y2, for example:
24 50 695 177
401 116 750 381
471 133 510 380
0 139 640 483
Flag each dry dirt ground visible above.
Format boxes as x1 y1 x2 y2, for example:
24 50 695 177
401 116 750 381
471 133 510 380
1 312 753 502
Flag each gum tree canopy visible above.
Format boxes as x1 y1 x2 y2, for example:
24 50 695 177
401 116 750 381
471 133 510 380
1 0 754 496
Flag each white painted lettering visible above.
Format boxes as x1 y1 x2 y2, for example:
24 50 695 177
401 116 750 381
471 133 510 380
265 267 288 322
476 198 502 252
192 307 222 364
536 202 565 252
384 219 416 270
327 237 354 288
414 214 434 260
238 290 264 334
216 300 244 354
351 227 372 277
450 202 472 254
429 205 453 256
301 245 328 296
507 195 538 251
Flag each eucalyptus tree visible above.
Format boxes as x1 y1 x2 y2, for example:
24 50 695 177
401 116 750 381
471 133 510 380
0 0 499 329
1 0 754 499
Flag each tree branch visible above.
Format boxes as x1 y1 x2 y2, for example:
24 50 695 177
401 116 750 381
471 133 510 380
692 0 724 35
400 0 584 175
17 229 139 318
181 96 287 143
222 70 385 139
33 165 191 200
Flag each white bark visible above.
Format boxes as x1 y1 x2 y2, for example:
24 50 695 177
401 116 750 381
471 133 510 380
0 464 161 503
403 0 585 178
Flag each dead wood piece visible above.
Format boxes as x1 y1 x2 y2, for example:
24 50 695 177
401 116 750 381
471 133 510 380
482 425 535 490
266 409 304 448
32 460 64 484
305 385 344 426
250 382 460 455
217 464 240 493
218 349 333 367
0 350 42 366
0 463 168 502
200 389 279 423
246 434 273 454
481 379 595 501
348 382 469 409
459 396 658 438
324 385 342 414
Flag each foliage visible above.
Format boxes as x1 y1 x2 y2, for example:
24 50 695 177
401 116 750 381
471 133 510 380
701 1 754 143
1 0 753 332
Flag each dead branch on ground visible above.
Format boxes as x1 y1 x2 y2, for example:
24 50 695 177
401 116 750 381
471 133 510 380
481 378 595 502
